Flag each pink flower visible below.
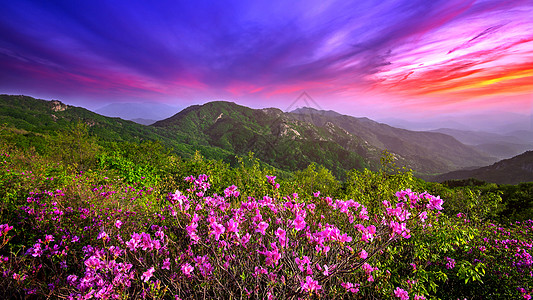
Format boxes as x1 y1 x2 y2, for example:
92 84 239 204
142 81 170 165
142 267 155 282
66 275 78 286
427 195 443 210
254 266 268 276
362 263 377 275
307 203 316 214
293 215 306 231
339 233 352 243
359 206 369 220
390 221 411 239
341 282 359 293
186 222 199 242
295 256 311 272
162 258 171 270
259 243 282 266
126 232 141 251
394 287 409 300
445 257 455 269
322 264 331 276
97 231 108 240
44 235 54 243
252 212 263 223
359 225 376 242
227 219 239 233
84 255 102 269
210 222 225 240
275 228 287 246
256 221 269 235
224 185 240 198
301 276 321 293
266 175 276 185
240 233 251 247
140 232 154 250
181 263 194 276
0 224 13 236
12 272 26 282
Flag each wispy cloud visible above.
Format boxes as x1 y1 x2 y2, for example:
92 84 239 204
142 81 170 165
0 0 531 115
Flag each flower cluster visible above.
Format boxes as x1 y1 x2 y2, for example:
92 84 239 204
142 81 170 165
4 162 531 300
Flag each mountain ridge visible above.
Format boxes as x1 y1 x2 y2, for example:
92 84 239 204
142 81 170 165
433 151 533 184
285 105 496 173
95 102 181 121
0 95 502 180
153 101 496 175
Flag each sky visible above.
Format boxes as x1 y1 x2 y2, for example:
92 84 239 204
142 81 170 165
0 0 532 126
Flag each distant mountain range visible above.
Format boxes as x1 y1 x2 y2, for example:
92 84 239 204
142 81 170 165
433 151 533 185
380 112 532 134
430 128 533 160
130 118 157 125
95 102 181 123
3 94 530 183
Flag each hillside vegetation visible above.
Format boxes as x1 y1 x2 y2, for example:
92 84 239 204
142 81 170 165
154 101 496 177
0 95 532 299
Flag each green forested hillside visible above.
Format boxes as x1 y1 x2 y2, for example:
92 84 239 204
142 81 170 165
0 94 235 162
2 95 502 180
153 101 373 178
154 101 497 177
290 107 496 173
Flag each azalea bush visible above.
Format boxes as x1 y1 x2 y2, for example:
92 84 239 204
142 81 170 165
157 175 443 299
1 169 444 299
1 139 532 299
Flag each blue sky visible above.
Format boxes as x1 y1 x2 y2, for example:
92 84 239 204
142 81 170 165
1 0 532 121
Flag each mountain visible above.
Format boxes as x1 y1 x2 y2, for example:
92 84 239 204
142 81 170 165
432 151 533 185
0 94 234 161
430 128 526 145
379 112 532 133
506 130 533 144
130 118 157 125
0 95 499 179
153 102 496 176
291 107 342 118
430 128 533 160
288 107 496 174
95 102 181 121
379 117 470 132
153 101 374 177
0 95 371 178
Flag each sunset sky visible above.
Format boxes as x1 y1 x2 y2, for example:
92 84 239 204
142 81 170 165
1 0 532 123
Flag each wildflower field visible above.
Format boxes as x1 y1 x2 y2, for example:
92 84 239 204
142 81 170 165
1 125 532 299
